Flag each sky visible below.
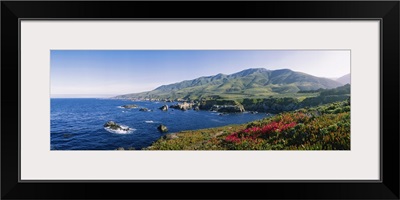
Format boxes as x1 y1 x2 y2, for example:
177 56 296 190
51 50 350 98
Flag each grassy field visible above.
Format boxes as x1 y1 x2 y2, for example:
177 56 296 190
144 99 350 150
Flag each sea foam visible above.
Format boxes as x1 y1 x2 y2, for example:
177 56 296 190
104 125 135 134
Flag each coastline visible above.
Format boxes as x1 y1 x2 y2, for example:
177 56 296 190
134 100 351 150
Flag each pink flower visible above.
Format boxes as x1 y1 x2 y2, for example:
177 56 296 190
225 120 297 144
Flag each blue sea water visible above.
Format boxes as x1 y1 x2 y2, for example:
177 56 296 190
51 98 268 150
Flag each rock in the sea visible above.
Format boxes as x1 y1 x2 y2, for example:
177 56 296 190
211 105 245 113
139 108 149 112
193 106 200 111
157 124 168 133
104 121 120 129
170 102 194 111
104 121 129 131
121 104 138 109
159 105 168 111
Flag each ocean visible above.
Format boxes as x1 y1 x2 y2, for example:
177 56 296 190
50 98 268 150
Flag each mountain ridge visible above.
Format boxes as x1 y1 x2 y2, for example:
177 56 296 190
115 68 344 100
336 73 351 85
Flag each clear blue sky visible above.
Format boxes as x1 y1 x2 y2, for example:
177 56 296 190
51 50 350 98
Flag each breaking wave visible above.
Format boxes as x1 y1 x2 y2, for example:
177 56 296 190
104 125 136 134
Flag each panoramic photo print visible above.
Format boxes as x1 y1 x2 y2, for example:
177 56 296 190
51 50 350 150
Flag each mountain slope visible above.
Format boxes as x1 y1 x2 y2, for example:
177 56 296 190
115 68 343 100
336 73 351 85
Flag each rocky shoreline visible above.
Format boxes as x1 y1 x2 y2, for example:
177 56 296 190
114 84 350 114
117 98 301 114
116 93 349 114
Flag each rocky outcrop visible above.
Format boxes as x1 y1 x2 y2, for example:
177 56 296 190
199 99 241 109
170 102 195 111
121 104 138 109
159 105 168 111
157 124 168 133
139 108 150 112
162 133 179 139
104 121 129 131
197 99 247 113
193 106 200 111
211 105 245 113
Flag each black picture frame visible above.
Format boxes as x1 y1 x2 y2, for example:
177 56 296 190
1 1 399 199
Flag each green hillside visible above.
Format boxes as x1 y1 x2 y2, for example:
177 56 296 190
115 68 343 100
